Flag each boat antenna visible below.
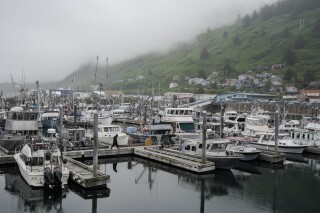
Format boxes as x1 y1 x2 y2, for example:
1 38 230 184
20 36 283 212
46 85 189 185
106 57 109 79
95 56 99 88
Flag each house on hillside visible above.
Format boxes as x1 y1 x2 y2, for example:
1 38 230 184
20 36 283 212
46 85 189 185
188 78 209 86
286 86 298 94
225 79 237 87
300 90 320 102
271 64 285 70
270 75 282 86
169 81 178 88
136 75 145 80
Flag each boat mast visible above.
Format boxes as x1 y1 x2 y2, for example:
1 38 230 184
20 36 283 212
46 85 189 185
72 72 75 107
36 80 40 112
95 56 98 90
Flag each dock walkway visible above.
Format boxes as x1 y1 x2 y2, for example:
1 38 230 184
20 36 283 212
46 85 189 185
64 156 109 188
134 147 215 173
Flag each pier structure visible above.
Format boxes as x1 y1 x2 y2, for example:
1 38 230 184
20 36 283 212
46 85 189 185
64 156 109 188
134 147 215 173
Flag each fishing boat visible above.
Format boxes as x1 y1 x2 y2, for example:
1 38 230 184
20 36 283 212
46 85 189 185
176 135 242 169
0 106 42 154
86 124 128 146
40 109 60 129
242 113 270 137
14 129 69 188
83 105 112 126
250 132 307 154
159 107 201 139
126 124 174 144
60 127 91 149
65 111 88 126
0 108 6 128
226 137 261 161
223 110 238 121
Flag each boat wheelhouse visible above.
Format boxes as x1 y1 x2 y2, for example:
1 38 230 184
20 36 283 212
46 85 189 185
160 108 200 139
40 110 60 129
4 107 41 140
86 124 128 146
290 129 320 147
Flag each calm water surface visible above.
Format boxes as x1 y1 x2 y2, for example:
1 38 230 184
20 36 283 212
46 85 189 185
0 154 319 213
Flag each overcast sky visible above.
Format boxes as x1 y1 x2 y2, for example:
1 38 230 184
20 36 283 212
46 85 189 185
0 0 272 83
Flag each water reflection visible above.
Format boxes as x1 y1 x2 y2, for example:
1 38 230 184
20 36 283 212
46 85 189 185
0 153 319 213
233 161 262 175
3 167 68 212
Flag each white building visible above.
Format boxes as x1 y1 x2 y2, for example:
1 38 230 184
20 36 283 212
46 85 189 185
169 82 178 88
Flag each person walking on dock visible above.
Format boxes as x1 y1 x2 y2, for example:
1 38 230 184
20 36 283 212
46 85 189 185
111 134 119 149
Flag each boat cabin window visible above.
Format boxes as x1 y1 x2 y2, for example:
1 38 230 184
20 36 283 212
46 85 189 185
45 152 51 161
24 113 30 120
179 123 195 132
31 157 44 166
17 113 23 120
103 127 110 132
191 146 196 151
30 113 36 120
209 144 219 150
12 113 17 120
20 153 28 162
185 145 191 151
51 156 59 164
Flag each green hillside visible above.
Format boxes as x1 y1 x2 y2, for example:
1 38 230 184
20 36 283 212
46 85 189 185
62 0 320 94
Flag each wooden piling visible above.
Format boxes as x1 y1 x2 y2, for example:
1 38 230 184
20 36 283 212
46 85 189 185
201 111 207 164
93 113 99 177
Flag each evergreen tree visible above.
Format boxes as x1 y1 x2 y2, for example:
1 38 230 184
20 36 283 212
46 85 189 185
251 10 259 20
282 26 290 39
197 86 205 94
198 69 207 79
294 34 306 49
259 4 274 21
223 31 228 38
233 35 241 46
200 47 209 60
242 14 252 28
283 69 296 82
282 48 297 65
314 18 320 33
264 79 272 92
303 69 316 83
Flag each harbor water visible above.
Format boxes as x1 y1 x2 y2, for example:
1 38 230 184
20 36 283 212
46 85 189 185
0 154 319 213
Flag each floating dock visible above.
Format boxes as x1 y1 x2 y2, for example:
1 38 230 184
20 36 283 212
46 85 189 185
64 147 134 159
257 151 285 164
64 156 110 188
134 147 215 173
304 146 320 155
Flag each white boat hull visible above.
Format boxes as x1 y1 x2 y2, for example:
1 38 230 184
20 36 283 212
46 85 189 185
249 143 305 154
14 154 69 187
